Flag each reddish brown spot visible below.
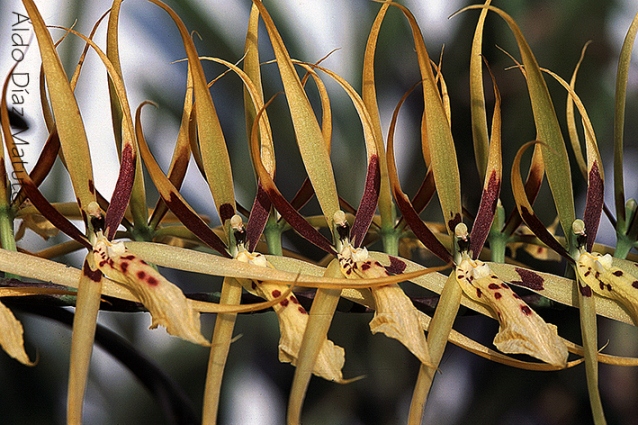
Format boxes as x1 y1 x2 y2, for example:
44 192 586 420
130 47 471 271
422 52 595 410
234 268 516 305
146 276 159 286
613 270 623 277
290 295 299 304
120 262 129 272
137 271 146 280
633 281 638 289
272 290 282 298
298 306 307 314
252 282 257 290
361 262 371 271
121 255 136 261
579 283 593 297
488 283 500 290
280 299 289 307
501 283 509 289
520 305 532 316
476 288 482 298
457 274 464 280
512 268 545 291
386 256 407 274
139 259 148 266
494 292 502 299
599 282 606 291
99 260 108 268
606 284 612 291
88 179 95 194
512 293 521 300
584 270 591 277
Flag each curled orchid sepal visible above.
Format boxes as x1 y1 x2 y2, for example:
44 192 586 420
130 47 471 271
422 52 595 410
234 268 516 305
92 234 209 346
338 243 431 366
235 249 347 383
456 254 568 367
576 251 638 325
0 301 34 365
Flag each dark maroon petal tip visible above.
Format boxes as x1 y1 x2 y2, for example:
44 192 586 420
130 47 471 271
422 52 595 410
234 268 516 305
351 154 380 247
105 144 135 240
470 170 501 258
583 161 603 252
246 182 271 251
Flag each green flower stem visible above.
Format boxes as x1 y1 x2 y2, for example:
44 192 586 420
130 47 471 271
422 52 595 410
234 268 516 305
287 260 342 424
408 272 462 423
202 277 242 424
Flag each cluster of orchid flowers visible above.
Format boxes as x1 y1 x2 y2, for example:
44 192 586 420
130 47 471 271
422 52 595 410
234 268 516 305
2 0 638 423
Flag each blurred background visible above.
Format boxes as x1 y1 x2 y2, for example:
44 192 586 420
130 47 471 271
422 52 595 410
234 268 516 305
2 0 638 423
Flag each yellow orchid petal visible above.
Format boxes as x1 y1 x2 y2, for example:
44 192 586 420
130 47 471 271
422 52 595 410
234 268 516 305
235 250 346 382
0 300 33 365
456 255 568 367
338 244 431 365
576 251 638 324
93 235 209 346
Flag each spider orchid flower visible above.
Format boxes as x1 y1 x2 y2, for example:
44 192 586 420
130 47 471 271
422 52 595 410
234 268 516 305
231 215 347 382
454 225 568 367
335 212 431 366
89 202 209 346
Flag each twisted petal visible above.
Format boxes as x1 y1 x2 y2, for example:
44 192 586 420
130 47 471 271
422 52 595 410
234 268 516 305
93 235 209 346
338 244 431 365
456 256 568 367
236 250 346 382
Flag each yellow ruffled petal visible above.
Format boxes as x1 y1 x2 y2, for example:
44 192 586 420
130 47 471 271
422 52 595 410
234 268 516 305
93 235 209 346
576 251 638 324
235 250 346 382
456 255 568 367
338 244 431 365
0 300 33 365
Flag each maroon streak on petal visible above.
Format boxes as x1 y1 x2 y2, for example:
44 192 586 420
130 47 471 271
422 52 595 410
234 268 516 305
448 213 463 236
394 191 452 262
583 161 603 252
23 180 91 249
386 256 407 274
290 177 315 211
165 192 231 257
263 185 336 255
12 129 60 207
246 182 271 251
219 203 235 224
511 267 545 291
350 154 380 247
410 169 436 214
83 260 102 282
503 152 544 235
470 170 501 258
105 144 135 240
519 206 571 262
